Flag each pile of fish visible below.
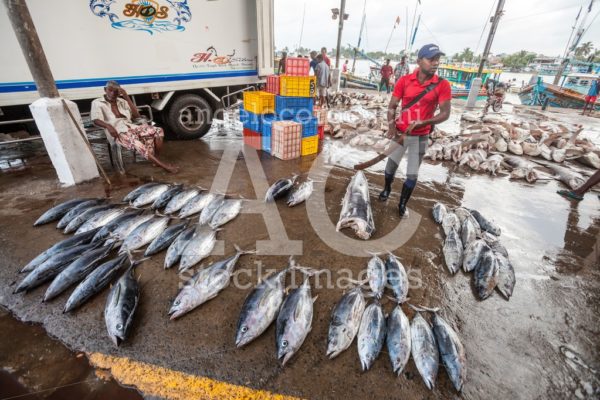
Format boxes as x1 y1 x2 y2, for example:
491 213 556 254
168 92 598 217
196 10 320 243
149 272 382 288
22 181 247 345
336 171 375 240
433 203 516 300
423 113 598 188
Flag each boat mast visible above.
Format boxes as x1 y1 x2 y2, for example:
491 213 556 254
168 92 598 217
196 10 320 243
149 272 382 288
553 0 596 85
351 0 367 74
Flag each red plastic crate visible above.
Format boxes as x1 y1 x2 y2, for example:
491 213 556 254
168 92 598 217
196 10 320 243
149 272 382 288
243 128 262 150
317 124 324 140
271 121 302 160
285 57 310 76
266 75 280 95
313 106 328 125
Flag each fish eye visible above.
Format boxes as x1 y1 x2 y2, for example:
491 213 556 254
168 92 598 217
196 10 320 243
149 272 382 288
175 300 180 306
116 323 123 331
281 340 288 348
241 326 248 333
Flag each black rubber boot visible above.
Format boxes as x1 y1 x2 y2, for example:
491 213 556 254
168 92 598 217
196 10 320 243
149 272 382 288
398 183 415 218
378 173 394 201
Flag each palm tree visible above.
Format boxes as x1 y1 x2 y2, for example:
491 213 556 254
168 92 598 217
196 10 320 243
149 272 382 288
460 47 474 63
575 41 593 58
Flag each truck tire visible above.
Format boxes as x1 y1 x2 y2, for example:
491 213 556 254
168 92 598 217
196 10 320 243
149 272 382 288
165 94 213 140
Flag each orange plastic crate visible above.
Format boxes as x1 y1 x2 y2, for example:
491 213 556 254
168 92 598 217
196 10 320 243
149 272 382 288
279 75 316 97
301 135 319 156
243 128 262 150
271 121 302 160
243 91 275 114
266 75 280 95
285 57 310 76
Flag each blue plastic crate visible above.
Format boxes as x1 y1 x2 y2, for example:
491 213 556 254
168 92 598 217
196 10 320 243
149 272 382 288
240 109 272 132
261 115 279 153
275 96 314 120
294 116 318 137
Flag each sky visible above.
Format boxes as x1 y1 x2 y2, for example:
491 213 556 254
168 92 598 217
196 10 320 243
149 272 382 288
274 0 600 57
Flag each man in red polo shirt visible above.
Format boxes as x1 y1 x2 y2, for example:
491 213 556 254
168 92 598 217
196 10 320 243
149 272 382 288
380 59 394 94
378 44 452 218
321 47 331 67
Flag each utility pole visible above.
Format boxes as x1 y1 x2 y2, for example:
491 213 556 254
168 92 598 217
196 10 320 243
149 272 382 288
553 0 596 85
335 0 346 68
466 0 505 109
3 0 99 185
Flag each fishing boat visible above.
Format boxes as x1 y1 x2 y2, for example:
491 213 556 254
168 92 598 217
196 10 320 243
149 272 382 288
518 73 599 110
437 64 502 98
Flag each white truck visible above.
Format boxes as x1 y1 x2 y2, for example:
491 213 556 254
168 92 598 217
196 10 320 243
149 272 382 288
0 0 274 139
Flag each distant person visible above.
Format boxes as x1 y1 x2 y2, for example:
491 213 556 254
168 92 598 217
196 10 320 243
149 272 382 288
394 56 410 80
342 59 349 73
582 77 599 116
557 169 600 201
278 52 287 74
315 54 331 107
380 59 394 94
321 47 331 67
91 81 177 173
309 51 318 74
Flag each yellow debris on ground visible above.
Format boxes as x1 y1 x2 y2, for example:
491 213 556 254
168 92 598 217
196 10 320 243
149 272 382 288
88 353 302 400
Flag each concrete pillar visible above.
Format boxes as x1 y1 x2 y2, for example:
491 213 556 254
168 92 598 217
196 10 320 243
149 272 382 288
29 98 99 186
330 68 341 92
466 78 482 109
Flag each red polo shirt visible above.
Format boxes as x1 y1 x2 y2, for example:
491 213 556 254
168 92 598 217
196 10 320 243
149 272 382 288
323 54 331 66
393 69 452 135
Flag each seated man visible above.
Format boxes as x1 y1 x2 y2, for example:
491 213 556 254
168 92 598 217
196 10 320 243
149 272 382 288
91 81 178 173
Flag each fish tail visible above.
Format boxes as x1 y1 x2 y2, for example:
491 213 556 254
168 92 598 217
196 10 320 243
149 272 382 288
408 303 440 313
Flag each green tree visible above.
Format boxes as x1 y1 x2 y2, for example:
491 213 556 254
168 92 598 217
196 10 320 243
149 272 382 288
575 41 593 59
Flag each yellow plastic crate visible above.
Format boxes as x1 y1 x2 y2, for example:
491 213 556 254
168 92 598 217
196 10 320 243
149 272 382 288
301 135 319 156
280 75 316 97
243 91 275 114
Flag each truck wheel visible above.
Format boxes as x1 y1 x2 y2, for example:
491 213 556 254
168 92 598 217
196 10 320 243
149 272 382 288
166 94 213 140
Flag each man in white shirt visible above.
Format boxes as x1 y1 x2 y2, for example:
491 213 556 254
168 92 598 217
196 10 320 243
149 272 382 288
314 55 331 107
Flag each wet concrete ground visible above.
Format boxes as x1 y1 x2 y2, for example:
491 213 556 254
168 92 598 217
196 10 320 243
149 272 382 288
0 103 599 399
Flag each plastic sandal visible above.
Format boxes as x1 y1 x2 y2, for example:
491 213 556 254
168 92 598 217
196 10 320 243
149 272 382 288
557 190 583 201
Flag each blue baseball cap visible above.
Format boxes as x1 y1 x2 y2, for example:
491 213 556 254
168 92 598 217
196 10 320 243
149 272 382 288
417 44 445 59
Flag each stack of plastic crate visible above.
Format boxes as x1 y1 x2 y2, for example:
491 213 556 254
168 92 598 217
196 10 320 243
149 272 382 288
271 121 302 160
241 91 274 150
285 57 310 76
313 106 327 141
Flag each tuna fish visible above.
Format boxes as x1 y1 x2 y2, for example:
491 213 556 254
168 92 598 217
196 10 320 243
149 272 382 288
91 210 144 243
169 245 253 319
495 253 516 299
462 239 490 272
411 312 439 390
15 242 101 293
209 199 242 229
151 184 184 210
386 305 411 375
468 209 501 236
275 278 315 366
357 302 386 371
64 204 115 234
236 268 288 348
104 266 139 346
131 183 170 207
287 179 314 207
576 152 600 169
479 154 504 175
367 254 386 300
179 192 215 218
265 175 297 202
534 160 585 190
178 226 218 272
336 171 375 240
482 232 509 258
34 198 90 226
75 208 125 235
326 287 366 359
432 313 467 392
43 244 113 302
198 194 226 225
474 248 498 300
442 213 461 236
443 228 463 274
21 229 99 274
123 182 160 202
164 225 196 269
386 253 409 304
164 188 201 215
64 254 129 313
105 214 155 246
144 221 188 257
432 203 447 224
56 199 106 229
120 216 169 253
460 217 477 249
